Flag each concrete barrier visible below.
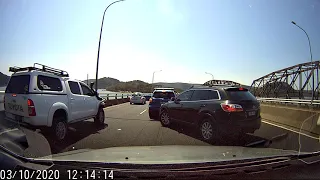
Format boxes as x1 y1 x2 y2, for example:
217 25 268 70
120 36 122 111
260 103 320 135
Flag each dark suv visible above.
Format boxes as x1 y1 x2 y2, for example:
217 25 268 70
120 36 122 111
159 81 261 142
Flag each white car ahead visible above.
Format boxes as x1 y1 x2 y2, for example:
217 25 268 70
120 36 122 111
130 92 146 105
4 63 105 141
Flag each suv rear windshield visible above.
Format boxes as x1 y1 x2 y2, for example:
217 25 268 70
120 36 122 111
5 75 30 94
226 88 256 101
153 91 175 99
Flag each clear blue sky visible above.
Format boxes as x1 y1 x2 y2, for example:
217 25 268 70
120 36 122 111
1 0 319 85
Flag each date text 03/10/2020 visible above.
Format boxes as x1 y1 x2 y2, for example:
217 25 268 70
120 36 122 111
0 170 60 179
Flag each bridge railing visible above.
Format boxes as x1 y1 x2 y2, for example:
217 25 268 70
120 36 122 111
0 91 134 103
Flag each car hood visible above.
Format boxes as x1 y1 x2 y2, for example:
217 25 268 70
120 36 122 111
37 145 298 164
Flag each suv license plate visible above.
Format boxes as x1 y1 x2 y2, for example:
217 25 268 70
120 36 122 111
248 111 255 116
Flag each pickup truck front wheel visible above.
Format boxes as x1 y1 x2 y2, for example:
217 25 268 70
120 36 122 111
94 107 105 126
52 117 68 141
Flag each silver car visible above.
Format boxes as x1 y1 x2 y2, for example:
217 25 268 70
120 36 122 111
130 92 146 105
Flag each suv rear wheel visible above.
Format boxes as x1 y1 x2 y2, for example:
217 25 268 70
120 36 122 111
52 116 68 141
94 107 105 126
199 118 218 143
160 110 171 127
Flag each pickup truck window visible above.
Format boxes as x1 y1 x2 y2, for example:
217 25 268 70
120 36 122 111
80 83 93 96
68 81 81 95
37 75 62 91
5 75 30 94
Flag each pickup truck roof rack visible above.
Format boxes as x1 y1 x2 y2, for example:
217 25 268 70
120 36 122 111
203 80 241 87
9 63 69 77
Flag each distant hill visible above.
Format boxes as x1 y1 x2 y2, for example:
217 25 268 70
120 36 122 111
83 77 120 89
154 82 198 91
0 72 10 87
0 71 254 94
107 80 156 93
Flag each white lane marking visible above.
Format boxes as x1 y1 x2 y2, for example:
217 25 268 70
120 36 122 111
262 120 319 140
139 109 147 115
105 103 129 109
0 128 19 136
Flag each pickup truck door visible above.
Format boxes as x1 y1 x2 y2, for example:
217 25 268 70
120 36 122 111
80 83 97 117
67 81 85 121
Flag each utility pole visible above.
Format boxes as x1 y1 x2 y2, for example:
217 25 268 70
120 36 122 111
87 74 89 85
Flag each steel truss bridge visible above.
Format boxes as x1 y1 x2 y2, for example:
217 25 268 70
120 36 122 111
250 61 320 100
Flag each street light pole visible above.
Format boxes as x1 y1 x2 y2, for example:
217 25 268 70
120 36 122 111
95 0 126 91
87 73 89 85
205 72 214 80
291 21 314 102
152 70 162 84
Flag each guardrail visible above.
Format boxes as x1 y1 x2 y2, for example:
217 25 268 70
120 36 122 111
0 91 139 102
257 97 320 106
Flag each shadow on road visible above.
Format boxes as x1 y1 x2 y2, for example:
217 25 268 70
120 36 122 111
41 120 108 154
167 122 271 148
106 116 150 121
129 103 146 105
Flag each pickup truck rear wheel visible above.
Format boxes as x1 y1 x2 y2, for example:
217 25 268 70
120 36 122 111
52 117 68 141
94 107 105 126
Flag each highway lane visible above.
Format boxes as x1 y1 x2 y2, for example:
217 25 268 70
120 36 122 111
1 102 320 158
57 103 209 153
42 102 320 155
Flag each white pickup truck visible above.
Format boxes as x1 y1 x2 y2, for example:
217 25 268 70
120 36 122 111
4 64 105 141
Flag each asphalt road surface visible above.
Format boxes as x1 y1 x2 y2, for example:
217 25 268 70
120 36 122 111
1 102 320 158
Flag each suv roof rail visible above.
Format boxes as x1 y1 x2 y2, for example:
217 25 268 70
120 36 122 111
9 63 69 77
203 80 241 87
188 84 208 89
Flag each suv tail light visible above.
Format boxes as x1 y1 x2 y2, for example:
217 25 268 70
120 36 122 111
221 103 243 112
27 99 36 116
